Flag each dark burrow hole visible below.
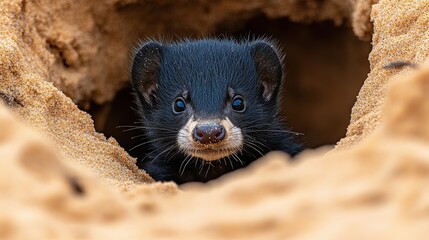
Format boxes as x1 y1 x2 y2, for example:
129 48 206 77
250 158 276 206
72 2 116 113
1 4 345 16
89 16 371 159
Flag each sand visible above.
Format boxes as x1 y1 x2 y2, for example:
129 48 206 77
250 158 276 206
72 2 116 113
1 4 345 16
0 0 375 189
0 105 177 239
2 61 429 238
337 0 429 149
0 0 374 108
0 6 153 189
1 0 429 239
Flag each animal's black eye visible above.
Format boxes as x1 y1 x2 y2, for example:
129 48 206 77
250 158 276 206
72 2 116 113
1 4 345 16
231 95 246 112
173 97 186 114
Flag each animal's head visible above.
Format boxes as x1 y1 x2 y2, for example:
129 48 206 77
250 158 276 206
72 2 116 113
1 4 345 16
131 39 284 162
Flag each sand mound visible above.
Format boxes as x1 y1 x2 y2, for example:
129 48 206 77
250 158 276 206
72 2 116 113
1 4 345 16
338 0 429 149
0 0 374 107
0 1 154 188
2 0 429 239
2 63 429 238
0 37 152 188
0 0 375 190
0 0 376 187
0 105 177 239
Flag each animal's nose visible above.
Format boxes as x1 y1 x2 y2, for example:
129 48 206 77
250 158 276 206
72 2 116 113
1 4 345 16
193 124 226 144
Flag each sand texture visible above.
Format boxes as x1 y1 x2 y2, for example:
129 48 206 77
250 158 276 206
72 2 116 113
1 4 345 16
0 0 375 190
337 0 429 149
0 0 373 108
1 0 429 239
0 1 153 188
2 61 429 238
0 105 177 239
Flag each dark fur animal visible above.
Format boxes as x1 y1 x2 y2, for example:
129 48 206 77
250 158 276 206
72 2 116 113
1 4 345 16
130 39 301 184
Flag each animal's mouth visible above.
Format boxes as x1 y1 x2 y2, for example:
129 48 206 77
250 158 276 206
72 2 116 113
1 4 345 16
185 145 241 161
177 116 243 161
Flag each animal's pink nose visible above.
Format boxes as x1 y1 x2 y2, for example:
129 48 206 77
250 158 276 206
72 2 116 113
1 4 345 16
193 124 225 144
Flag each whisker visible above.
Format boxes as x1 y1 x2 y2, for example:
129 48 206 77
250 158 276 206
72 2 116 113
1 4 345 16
227 155 234 169
164 146 179 163
205 162 212 178
245 129 303 136
117 125 178 133
222 157 227 166
245 136 270 150
240 122 303 135
179 155 192 176
129 136 177 151
245 139 267 152
244 141 265 157
165 146 181 163
131 134 146 139
241 147 257 159
194 156 200 168
143 127 178 132
116 125 140 129
181 156 195 176
133 122 177 129
136 141 176 164
117 126 146 132
151 145 176 163
199 159 205 175
231 153 244 165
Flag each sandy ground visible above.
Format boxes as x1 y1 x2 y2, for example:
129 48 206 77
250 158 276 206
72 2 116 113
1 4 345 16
2 0 429 239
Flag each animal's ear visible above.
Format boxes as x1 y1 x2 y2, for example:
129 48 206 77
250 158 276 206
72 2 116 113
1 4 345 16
249 41 282 101
131 41 163 106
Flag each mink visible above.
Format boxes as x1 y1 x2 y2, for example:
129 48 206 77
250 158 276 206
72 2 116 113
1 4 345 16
130 39 301 184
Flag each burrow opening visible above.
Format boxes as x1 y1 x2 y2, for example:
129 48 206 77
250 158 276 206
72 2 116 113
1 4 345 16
89 16 371 158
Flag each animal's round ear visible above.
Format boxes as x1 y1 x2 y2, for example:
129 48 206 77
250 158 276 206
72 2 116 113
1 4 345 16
131 41 163 106
249 40 282 101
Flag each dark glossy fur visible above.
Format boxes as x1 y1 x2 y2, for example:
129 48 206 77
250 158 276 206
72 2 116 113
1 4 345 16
130 39 301 184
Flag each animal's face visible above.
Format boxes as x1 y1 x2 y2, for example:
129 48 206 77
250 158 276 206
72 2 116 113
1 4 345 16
131 39 283 162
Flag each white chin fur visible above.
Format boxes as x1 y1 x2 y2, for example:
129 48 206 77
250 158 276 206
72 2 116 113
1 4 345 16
177 116 243 161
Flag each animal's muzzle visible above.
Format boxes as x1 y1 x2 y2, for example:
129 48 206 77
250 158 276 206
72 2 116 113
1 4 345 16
192 123 226 144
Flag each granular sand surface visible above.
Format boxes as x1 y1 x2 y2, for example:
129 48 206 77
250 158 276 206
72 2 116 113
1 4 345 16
1 0 375 108
1 0 429 239
0 0 375 190
2 61 429 238
0 1 153 188
337 0 429 149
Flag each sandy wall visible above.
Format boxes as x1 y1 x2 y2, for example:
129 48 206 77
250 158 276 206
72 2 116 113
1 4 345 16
0 0 375 187
2 62 429 238
2 0 429 239
0 0 153 188
1 0 373 107
337 0 429 149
